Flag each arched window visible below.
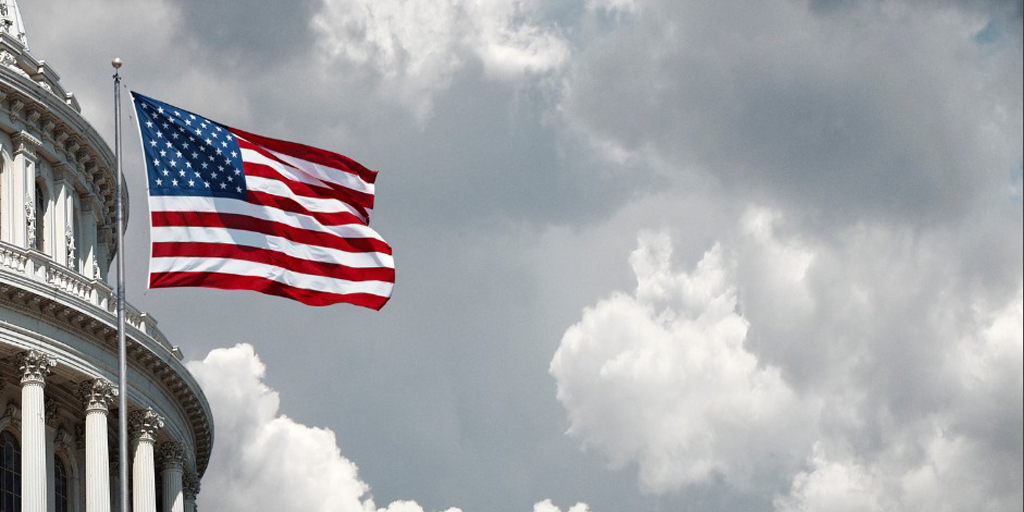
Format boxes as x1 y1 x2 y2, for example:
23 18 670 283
34 181 47 253
54 455 68 512
0 431 19 512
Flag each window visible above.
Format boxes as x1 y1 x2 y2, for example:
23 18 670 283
0 431 19 512
54 455 68 512
34 182 47 253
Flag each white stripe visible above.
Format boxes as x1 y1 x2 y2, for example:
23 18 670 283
246 175 367 221
240 148 375 196
149 195 385 241
150 257 395 296
150 225 395 268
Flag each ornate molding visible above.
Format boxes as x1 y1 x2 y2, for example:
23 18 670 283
80 378 118 413
12 130 40 156
129 407 164 443
16 349 56 385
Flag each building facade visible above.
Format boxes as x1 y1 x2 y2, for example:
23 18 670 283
0 2 213 511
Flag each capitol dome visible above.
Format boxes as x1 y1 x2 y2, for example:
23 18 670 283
0 1 213 511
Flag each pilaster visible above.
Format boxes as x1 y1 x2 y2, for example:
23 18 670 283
12 130 40 248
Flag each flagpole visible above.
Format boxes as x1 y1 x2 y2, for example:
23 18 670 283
112 56 130 512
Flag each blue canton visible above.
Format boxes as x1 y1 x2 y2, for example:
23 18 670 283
132 93 247 199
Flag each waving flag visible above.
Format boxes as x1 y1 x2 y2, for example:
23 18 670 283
131 92 394 309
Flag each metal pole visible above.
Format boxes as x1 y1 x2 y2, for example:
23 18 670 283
112 56 129 512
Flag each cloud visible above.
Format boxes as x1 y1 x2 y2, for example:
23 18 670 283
188 344 596 512
558 0 1023 225
187 344 464 512
549 230 815 493
551 211 1023 509
531 500 592 512
313 0 569 119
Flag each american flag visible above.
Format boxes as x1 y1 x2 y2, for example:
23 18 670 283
131 92 394 309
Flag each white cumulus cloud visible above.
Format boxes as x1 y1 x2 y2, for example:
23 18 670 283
549 230 815 493
551 210 1023 509
187 344 464 512
188 344 595 512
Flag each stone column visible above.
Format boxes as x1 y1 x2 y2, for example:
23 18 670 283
17 349 57 512
183 471 200 512
130 408 164 512
80 379 117 512
159 441 186 512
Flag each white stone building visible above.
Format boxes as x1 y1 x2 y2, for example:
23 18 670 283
0 2 213 511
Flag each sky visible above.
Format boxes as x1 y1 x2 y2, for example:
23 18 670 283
22 0 1024 511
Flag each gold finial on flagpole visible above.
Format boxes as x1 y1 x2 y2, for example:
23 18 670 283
112 57 122 69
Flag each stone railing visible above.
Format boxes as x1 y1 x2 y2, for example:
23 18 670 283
0 243 28 273
0 241 175 355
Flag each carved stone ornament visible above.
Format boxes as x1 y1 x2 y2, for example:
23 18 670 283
80 378 118 412
55 426 74 450
66 226 76 265
75 423 86 450
1 401 19 430
183 471 201 500
158 441 186 470
24 198 35 248
129 408 164 442
44 397 58 427
16 349 56 384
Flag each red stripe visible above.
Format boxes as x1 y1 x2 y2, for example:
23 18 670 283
152 242 395 282
246 190 366 227
238 139 376 211
243 162 371 220
151 211 393 255
150 272 391 309
231 128 378 184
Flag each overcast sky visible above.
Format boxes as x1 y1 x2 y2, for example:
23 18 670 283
25 0 1023 511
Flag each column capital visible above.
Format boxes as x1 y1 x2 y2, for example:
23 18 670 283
80 378 119 413
158 441 186 471
16 349 57 385
130 408 164 443
183 471 200 501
